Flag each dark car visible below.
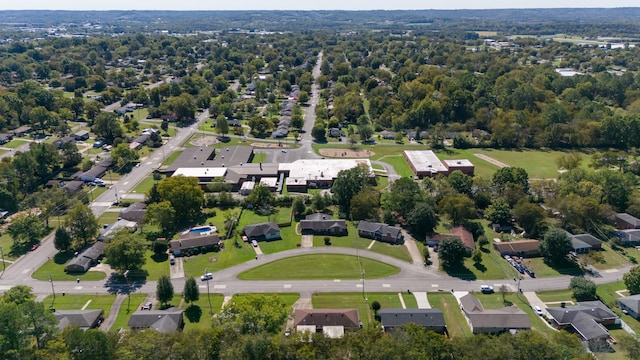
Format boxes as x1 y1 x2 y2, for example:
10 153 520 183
30 243 40 251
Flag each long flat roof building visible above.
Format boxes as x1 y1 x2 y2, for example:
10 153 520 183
404 150 474 178
279 159 373 183
165 146 254 174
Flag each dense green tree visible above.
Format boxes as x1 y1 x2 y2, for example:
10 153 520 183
539 228 573 265
438 194 476 225
92 112 123 144
382 177 424 223
492 167 529 193
439 236 467 269
7 214 47 250
144 200 176 235
156 275 175 307
485 198 512 225
216 117 229 138
246 183 274 212
53 227 72 252
407 202 439 239
65 203 99 248
156 176 204 227
217 294 289 335
292 197 306 219
513 200 547 238
111 143 139 171
103 229 146 273
624 265 640 295
311 125 326 142
446 170 473 196
569 277 597 301
350 188 380 221
331 164 372 217
183 276 200 304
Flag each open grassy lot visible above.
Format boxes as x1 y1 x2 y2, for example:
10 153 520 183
131 176 156 194
252 153 266 163
536 289 574 303
141 249 170 281
238 207 292 229
369 241 412 263
182 238 256 276
182 293 225 330
97 211 121 227
587 243 631 270
4 139 30 148
377 155 414 178
237 254 400 280
32 253 107 281
110 294 148 331
475 292 554 335
0 233 16 260
162 150 182 166
258 224 298 254
43 294 115 319
427 292 471 337
521 257 583 278
313 292 412 328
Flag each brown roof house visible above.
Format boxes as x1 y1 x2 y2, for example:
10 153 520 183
300 213 347 236
170 226 221 257
119 202 147 224
546 301 619 349
54 309 104 330
458 293 531 334
294 309 360 338
128 307 184 333
425 226 475 253
615 213 640 230
357 221 404 244
493 239 540 257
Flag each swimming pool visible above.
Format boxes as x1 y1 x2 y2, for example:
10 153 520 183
189 226 213 234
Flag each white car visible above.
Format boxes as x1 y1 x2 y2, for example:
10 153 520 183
200 273 213 281
480 285 494 294
534 306 543 316
251 240 258 247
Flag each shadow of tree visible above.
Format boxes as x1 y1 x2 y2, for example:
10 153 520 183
444 264 477 280
151 253 168 262
473 262 487 272
103 271 146 295
54 251 73 264
185 304 202 323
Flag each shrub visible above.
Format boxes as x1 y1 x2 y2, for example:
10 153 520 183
324 237 331 245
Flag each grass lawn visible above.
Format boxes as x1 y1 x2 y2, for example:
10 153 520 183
536 289 574 303
182 239 256 276
110 294 148 331
588 244 630 270
4 139 30 149
470 148 590 179
475 292 555 335
237 254 400 280
0 233 16 260
141 249 170 281
232 293 300 309
43 294 115 319
258 225 299 254
162 150 182 166
131 176 156 194
373 175 389 191
252 153 267 163
97 212 121 226
32 252 107 281
313 292 409 328
86 186 107 201
182 293 225 330
521 257 583 278
369 241 412 263
378 155 414 178
427 292 472 337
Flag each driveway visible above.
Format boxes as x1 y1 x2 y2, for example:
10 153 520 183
170 257 185 279
301 235 313 248
523 291 548 317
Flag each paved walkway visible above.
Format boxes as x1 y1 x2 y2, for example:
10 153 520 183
301 234 313 248
100 294 125 332
398 293 407 308
413 291 431 308
367 240 375 250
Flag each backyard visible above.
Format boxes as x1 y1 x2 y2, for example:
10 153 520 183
313 292 416 328
427 292 471 337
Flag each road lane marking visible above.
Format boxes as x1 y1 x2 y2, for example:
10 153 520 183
213 285 226 289
284 284 292 289
356 284 363 288
431 284 439 288
74 286 83 290
382 284 391 288
334 279 341 282
21 269 30 274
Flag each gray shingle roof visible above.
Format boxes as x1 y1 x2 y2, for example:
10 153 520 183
243 222 280 238
572 234 603 247
357 221 402 239
618 294 640 314
546 301 618 341
127 308 183 333
379 309 445 328
54 309 103 329
294 309 359 329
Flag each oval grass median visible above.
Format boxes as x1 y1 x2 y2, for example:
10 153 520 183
237 254 400 280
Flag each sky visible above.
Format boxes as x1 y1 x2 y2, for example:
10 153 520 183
1 0 639 11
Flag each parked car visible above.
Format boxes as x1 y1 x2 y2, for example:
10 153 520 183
480 285 494 294
30 243 40 251
169 255 175 265
251 240 258 247
285 328 291 337
141 302 152 310
533 306 543 316
201 272 213 281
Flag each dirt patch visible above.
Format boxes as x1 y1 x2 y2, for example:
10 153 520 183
319 148 375 158
251 142 292 149
190 136 220 147
474 153 509 168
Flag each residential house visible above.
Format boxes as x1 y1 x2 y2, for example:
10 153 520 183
53 136 76 149
54 309 104 330
62 180 84 193
243 222 281 241
571 237 592 254
119 202 147 224
170 230 221 257
0 133 13 144
379 309 446 334
300 213 347 236
615 229 640 246
425 226 474 253
73 130 90 141
615 213 640 230
12 126 32 136
458 293 531 334
357 221 404 244
380 130 397 140
78 157 112 183
98 219 138 241
493 239 541 257
571 234 603 250
294 309 360 338
546 301 619 348
128 308 184 333
618 295 640 319
65 241 106 273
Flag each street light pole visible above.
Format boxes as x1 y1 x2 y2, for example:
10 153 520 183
124 270 131 313
49 275 56 301
0 246 5 277
205 268 213 316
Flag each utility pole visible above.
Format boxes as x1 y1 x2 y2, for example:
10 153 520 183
205 268 213 316
49 275 56 301
124 270 131 313
0 246 5 277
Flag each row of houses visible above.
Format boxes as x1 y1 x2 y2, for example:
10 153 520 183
53 307 184 333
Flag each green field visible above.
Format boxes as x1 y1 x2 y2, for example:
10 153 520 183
536 289 574 303
237 254 400 280
131 176 156 194
141 249 170 281
427 292 472 337
162 150 183 166
4 139 30 149
182 238 256 276
182 293 225 330
378 155 414 178
313 292 414 328
252 153 266 163
110 294 149 331
43 294 116 319
0 233 16 260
